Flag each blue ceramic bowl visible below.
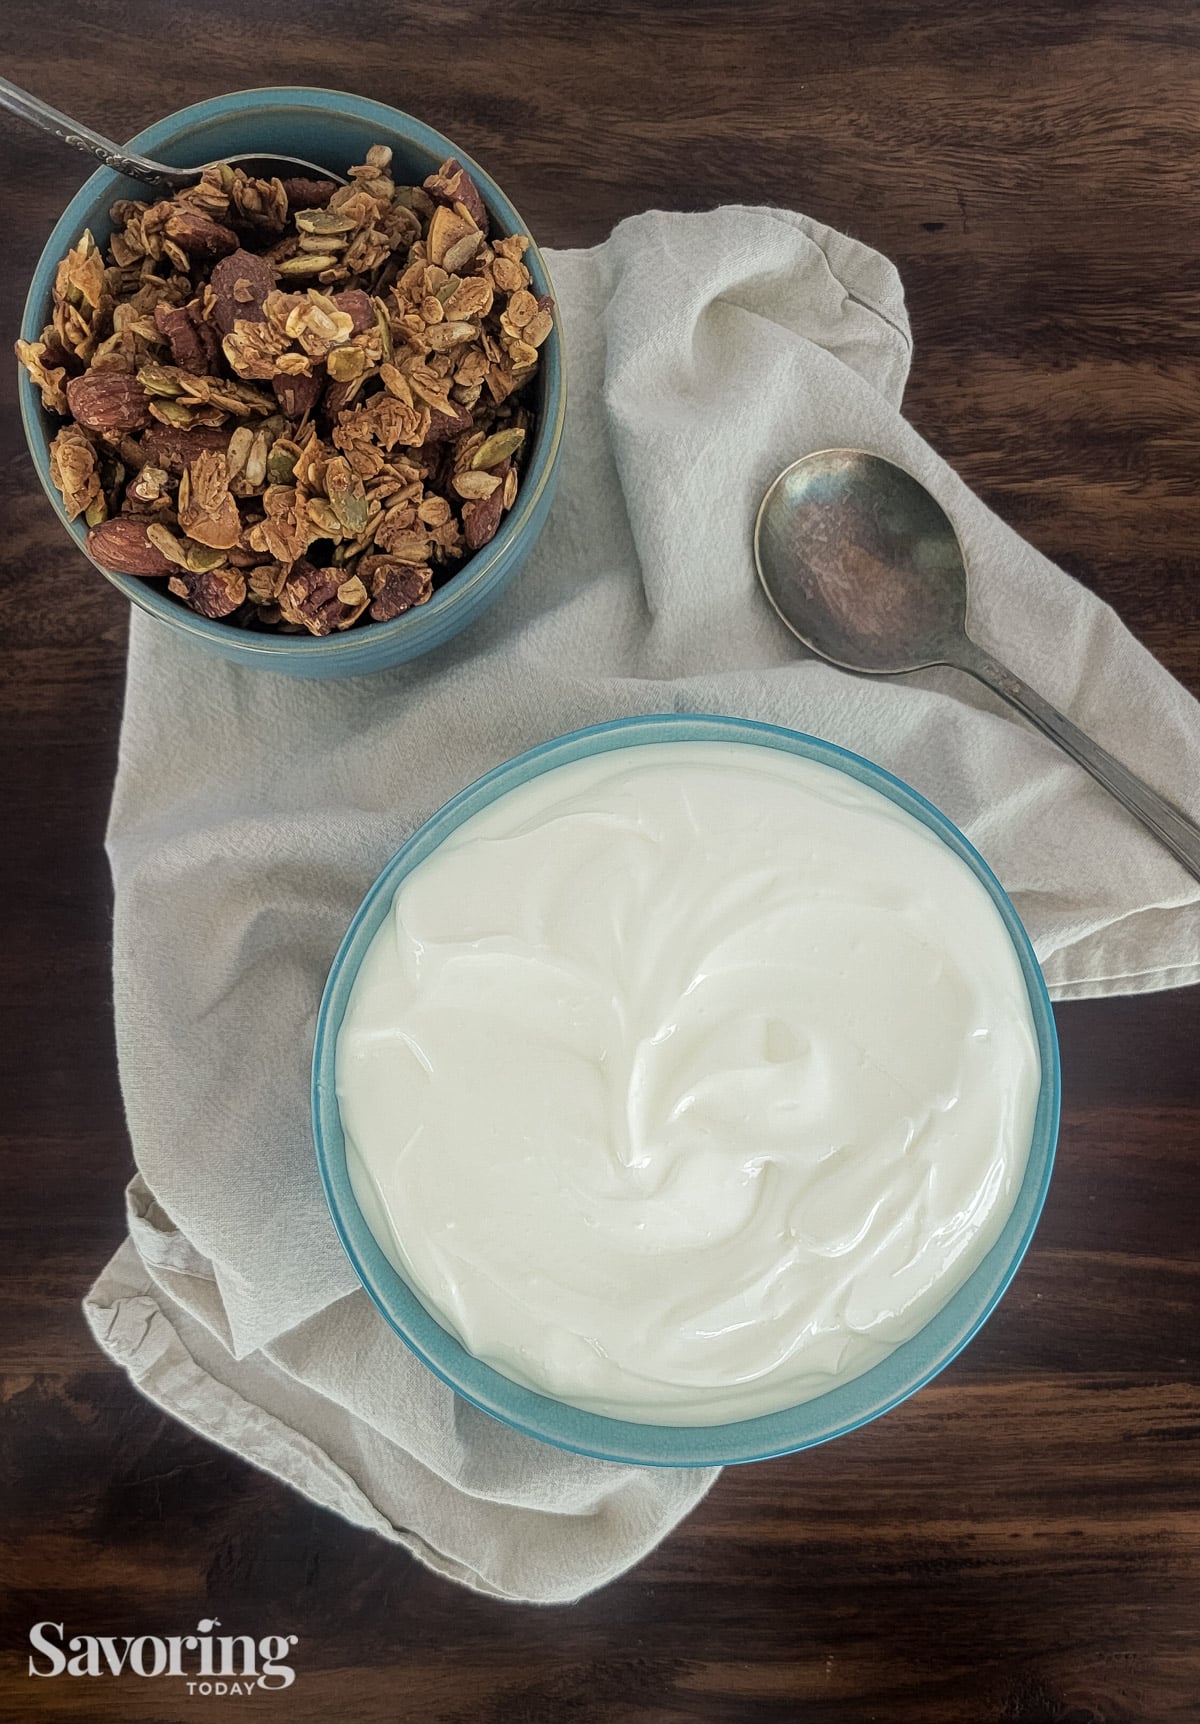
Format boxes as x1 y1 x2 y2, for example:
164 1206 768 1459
18 88 565 679
313 715 1061 1466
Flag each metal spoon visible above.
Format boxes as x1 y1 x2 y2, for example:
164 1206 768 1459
0 75 345 192
754 448 1200 883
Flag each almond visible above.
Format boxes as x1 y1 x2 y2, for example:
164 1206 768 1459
164 209 239 260
140 425 231 474
207 248 277 335
153 301 221 374
421 404 474 446
65 371 151 433
360 553 434 621
168 565 246 618
87 517 176 576
281 176 342 210
423 158 489 236
462 476 506 551
273 368 324 420
332 289 374 334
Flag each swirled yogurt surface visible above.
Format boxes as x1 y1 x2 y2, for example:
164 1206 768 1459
336 740 1040 1425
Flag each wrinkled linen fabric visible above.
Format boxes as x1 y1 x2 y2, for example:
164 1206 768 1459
86 206 1200 1603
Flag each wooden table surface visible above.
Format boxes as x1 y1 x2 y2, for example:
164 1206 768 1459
3 3 1200 1720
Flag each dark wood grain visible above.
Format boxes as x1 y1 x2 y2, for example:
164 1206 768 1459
3 3 1200 1720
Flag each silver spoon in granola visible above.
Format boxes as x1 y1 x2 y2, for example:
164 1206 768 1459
0 76 346 192
755 447 1200 882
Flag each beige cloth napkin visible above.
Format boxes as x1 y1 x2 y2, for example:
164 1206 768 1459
85 206 1200 1605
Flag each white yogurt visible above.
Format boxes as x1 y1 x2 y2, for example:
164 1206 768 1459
336 741 1040 1425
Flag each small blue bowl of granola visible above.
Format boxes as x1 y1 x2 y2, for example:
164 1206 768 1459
17 87 565 678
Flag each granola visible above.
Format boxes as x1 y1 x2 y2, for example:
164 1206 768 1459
18 146 552 635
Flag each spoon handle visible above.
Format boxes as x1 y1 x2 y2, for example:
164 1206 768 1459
0 76 192 190
956 639 1200 884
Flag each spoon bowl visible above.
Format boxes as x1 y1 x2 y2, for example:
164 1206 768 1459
754 448 1200 882
755 449 969 674
190 152 346 186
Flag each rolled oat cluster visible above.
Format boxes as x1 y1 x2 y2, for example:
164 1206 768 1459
17 147 553 633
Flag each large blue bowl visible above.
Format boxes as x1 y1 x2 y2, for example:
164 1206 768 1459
18 88 565 678
312 715 1061 1466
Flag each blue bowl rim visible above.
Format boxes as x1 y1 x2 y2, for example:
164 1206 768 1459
311 713 1062 1468
17 85 566 663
